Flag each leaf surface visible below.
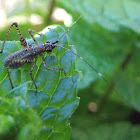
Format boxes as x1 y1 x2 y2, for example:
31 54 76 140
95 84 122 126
0 25 81 139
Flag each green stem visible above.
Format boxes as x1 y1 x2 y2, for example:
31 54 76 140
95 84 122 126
46 0 55 25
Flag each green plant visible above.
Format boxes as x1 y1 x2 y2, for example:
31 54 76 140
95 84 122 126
0 25 81 139
0 0 140 139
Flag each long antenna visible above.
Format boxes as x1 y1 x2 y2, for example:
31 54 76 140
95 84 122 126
51 16 134 107
52 15 82 44
55 45 120 95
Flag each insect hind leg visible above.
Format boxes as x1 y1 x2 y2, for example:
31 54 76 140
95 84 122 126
7 68 14 89
0 22 27 53
40 54 66 76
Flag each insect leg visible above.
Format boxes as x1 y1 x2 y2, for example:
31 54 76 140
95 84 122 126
7 67 14 89
0 22 27 53
40 54 66 76
30 56 38 93
28 29 42 46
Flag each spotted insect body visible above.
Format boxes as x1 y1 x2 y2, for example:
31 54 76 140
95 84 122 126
4 43 54 69
4 48 33 68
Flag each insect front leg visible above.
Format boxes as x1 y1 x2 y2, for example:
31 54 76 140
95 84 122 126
30 56 38 93
40 54 66 76
0 22 27 53
28 29 42 46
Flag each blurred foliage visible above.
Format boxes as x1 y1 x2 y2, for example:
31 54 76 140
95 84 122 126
0 95 42 140
0 0 140 139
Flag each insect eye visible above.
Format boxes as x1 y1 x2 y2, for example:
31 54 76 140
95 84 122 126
46 41 50 43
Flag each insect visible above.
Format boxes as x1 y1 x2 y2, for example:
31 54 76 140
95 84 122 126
0 15 119 95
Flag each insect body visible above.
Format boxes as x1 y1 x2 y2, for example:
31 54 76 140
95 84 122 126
0 16 119 95
1 32 66 93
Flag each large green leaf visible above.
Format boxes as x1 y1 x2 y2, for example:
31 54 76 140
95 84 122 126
0 25 81 139
56 0 140 33
56 0 140 111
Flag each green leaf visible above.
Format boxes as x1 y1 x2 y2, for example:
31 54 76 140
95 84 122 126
0 96 42 140
56 0 140 111
0 25 81 139
56 0 140 33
